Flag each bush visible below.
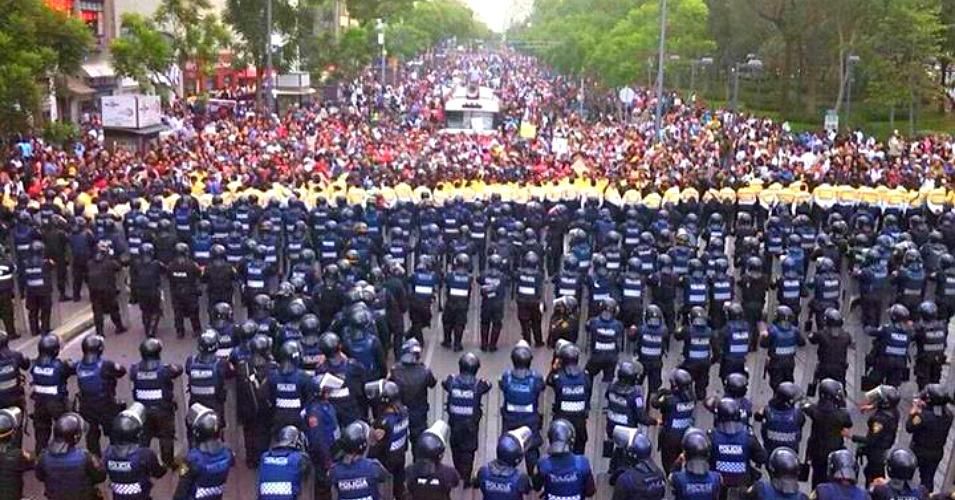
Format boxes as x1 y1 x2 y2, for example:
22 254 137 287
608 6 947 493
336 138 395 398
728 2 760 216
43 121 80 147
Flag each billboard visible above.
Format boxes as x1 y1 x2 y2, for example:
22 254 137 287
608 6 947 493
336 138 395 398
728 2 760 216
101 95 163 129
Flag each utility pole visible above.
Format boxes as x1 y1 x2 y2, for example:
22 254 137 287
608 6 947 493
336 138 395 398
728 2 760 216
376 19 386 87
652 0 668 142
844 54 860 131
264 0 273 114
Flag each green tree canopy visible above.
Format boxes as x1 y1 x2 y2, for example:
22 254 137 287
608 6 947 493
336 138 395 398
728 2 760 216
110 13 175 94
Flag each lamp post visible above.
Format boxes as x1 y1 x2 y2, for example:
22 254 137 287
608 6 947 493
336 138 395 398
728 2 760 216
264 0 273 114
652 0 668 142
690 56 713 96
731 56 763 113
844 54 860 130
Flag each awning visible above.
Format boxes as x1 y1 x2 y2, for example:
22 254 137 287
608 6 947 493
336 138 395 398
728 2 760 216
65 76 95 95
81 61 115 79
118 77 139 89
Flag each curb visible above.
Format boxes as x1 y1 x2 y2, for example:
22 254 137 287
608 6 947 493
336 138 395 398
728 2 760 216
52 306 94 343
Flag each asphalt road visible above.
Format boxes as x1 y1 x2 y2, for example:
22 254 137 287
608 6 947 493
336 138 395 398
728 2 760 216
9 258 955 499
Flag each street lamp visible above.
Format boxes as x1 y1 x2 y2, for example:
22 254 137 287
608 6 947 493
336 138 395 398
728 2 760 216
690 56 713 95
844 54 860 130
731 56 763 113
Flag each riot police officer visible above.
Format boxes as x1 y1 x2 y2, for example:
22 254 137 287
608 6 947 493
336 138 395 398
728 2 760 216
653 368 697 474
870 448 928 500
635 305 668 394
442 253 472 351
235 334 275 468
88 241 127 335
76 334 126 456
548 295 580 347
390 338 437 450
257 425 313 500
745 447 808 500
605 359 657 472
31 334 75 456
585 297 623 382
479 253 508 351
36 413 107 500
477 427 533 499
407 256 438 344
760 305 804 390
676 305 716 399
130 242 164 337
534 419 596 499
718 303 752 379
516 251 546 346
500 340 546 477
367 379 409 499
866 304 912 388
610 427 665 499
804 379 853 488
130 337 183 467
186 330 233 431
22 240 53 336
68 217 95 301
442 352 491 486
329 421 391 500
305 373 342 500
202 245 237 316
755 382 806 457
173 405 235 500
809 308 852 391
104 403 166 500
168 242 203 338
811 449 867 500
709 398 767 493
0 331 29 423
906 384 953 490
547 342 591 455
669 429 722 500
913 301 946 389
268 341 310 432
0 246 18 338
406 421 461 499
854 384 901 483
0 406 32 498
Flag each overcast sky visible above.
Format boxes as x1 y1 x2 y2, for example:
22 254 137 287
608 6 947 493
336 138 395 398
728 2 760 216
463 0 532 32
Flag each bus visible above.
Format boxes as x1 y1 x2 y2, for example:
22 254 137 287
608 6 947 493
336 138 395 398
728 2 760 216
442 83 501 133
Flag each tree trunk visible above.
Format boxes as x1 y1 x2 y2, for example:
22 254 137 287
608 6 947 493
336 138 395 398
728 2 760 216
889 105 895 130
908 86 915 136
939 58 950 113
779 40 793 116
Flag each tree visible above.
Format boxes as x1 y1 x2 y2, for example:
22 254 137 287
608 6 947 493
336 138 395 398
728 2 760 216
155 0 231 95
110 13 175 94
0 0 92 134
224 0 296 73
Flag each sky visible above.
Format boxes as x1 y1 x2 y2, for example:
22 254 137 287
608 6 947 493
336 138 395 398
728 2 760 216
463 0 532 32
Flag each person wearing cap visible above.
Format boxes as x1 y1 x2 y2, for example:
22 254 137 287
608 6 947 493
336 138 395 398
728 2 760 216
173 406 235 500
257 425 313 500
669 429 722 500
906 384 953 490
868 448 927 500
314 332 366 426
389 337 436 451
810 449 867 500
0 406 34 498
610 427 664 499
477 428 533 500
367 379 409 499
745 447 807 500
534 419 596 499
500 340 546 477
803 378 853 488
130 337 183 468
36 413 107 500
75 334 126 456
330 421 391 500
853 384 901 483
547 342 592 455
405 420 461 499
442 352 491 487
709 397 767 493
305 373 342 500
104 403 166 500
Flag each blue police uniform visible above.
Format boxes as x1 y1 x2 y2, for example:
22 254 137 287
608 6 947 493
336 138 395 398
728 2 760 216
180 446 235 500
537 453 594 500
670 469 721 500
330 457 388 500
258 448 308 499
105 445 164 499
710 428 751 487
478 462 532 500
761 405 803 455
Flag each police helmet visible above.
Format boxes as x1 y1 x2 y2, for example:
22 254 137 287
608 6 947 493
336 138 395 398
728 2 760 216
644 305 663 327
81 334 105 356
319 332 341 357
865 384 901 410
53 413 84 446
818 378 845 405
547 419 575 454
341 421 370 454
238 320 258 342
511 341 533 369
111 403 145 444
38 334 60 357
557 343 580 366
889 304 910 323
459 352 480 375
174 242 189 257
827 449 858 481
725 302 744 322
724 373 748 399
886 448 917 482
774 382 800 408
775 305 795 324
496 432 525 466
922 384 949 406
670 368 692 390
272 425 305 451
300 314 321 337
824 308 843 327
767 447 801 494
399 338 422 364
918 301 939 321
0 407 22 442
277 340 302 365
197 329 219 354
716 398 741 423
139 337 162 360
250 335 272 357
212 302 233 322
615 359 643 385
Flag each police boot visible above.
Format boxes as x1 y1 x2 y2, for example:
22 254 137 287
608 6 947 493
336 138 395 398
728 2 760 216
489 323 502 352
480 322 490 351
